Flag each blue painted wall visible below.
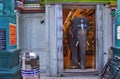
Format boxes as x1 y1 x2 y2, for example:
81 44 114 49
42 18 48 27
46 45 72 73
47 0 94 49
115 0 120 47
0 16 17 51
0 0 16 51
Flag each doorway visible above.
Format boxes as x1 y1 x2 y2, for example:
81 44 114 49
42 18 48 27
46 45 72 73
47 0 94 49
46 4 111 76
62 5 96 71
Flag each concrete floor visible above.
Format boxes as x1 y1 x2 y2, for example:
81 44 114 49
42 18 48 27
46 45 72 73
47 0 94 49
40 73 99 79
21 73 99 79
41 76 98 79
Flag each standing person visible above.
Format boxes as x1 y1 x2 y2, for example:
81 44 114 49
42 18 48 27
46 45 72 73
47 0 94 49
71 16 90 69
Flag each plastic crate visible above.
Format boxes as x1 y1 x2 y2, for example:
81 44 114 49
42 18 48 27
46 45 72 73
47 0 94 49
0 64 22 79
0 49 21 70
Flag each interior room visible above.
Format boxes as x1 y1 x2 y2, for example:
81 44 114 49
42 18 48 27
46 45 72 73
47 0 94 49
62 7 96 69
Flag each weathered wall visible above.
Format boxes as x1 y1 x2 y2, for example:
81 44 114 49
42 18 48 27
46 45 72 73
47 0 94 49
16 4 113 76
17 12 47 72
102 6 113 66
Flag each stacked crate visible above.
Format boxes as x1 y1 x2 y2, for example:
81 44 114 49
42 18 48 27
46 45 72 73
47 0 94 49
0 0 21 79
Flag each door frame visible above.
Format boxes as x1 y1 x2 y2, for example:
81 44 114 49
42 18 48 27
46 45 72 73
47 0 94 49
46 4 112 76
62 4 103 74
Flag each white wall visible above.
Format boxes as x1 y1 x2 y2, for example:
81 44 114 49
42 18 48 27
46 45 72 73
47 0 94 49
45 5 63 76
102 6 112 66
16 4 113 76
95 5 113 73
45 5 58 76
17 12 47 72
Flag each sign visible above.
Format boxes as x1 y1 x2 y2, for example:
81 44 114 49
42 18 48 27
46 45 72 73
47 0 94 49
0 29 6 51
9 23 16 46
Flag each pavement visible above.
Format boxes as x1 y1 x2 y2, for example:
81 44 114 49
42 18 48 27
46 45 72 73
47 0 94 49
22 73 99 79
40 73 99 79
41 76 98 79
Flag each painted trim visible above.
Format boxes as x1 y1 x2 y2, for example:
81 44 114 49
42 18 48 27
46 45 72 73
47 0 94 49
17 7 45 13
